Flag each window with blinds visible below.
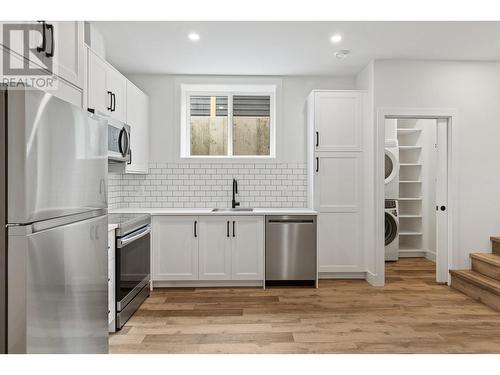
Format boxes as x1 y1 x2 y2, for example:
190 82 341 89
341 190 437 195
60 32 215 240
232 96 270 156
183 86 275 157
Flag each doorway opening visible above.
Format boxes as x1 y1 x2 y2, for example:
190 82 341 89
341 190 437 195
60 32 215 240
383 116 450 284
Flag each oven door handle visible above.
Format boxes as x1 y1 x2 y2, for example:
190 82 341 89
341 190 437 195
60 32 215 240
117 225 151 248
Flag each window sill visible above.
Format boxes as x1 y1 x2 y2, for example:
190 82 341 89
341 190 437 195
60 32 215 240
179 155 277 163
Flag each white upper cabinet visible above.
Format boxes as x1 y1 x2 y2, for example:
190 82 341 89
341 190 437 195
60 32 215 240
126 81 149 174
87 48 127 123
0 21 84 89
198 216 232 280
313 91 363 151
48 21 84 89
152 216 199 281
106 66 127 123
87 49 108 114
231 216 264 280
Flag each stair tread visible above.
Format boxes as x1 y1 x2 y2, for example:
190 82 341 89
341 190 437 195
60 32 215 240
470 253 500 267
490 236 500 243
450 270 500 295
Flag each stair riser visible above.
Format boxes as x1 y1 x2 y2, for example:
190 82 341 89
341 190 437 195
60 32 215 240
451 276 500 312
471 259 500 281
493 241 500 256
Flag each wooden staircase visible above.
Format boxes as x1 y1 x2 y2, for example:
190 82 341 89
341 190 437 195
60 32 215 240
450 237 500 312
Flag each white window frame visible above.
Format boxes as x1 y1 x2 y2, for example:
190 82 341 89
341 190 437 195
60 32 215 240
180 84 276 158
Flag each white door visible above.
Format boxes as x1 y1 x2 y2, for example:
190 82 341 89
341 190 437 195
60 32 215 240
231 216 264 280
106 66 127 123
49 21 84 89
87 49 109 115
314 92 362 151
198 216 232 280
436 119 449 283
152 216 199 280
125 81 149 174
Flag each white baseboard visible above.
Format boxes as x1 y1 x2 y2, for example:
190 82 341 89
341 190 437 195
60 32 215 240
153 280 264 288
398 249 436 261
319 272 366 280
425 250 437 262
398 249 427 258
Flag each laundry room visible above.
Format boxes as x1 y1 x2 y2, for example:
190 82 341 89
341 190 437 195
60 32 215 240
384 116 447 277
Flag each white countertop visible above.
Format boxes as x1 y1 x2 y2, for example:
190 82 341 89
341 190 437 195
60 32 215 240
109 208 317 216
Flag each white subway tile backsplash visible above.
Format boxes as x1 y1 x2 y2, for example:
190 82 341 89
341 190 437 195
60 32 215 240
108 162 307 209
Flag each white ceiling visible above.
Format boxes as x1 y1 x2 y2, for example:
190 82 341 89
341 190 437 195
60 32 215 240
93 21 500 76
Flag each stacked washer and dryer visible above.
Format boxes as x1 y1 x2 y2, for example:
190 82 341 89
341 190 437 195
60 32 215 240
384 120 400 261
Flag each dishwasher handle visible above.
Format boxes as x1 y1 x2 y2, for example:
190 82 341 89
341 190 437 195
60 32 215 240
267 219 315 224
117 225 151 247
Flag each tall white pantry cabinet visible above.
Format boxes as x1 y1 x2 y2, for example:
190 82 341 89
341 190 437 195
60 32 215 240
307 91 368 276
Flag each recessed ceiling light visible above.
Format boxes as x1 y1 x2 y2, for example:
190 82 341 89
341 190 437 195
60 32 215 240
188 32 200 42
335 50 350 59
330 34 342 43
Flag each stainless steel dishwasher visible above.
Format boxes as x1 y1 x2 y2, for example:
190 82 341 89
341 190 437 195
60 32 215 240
265 215 317 286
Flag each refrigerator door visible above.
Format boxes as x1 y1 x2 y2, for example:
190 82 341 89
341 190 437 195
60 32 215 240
0 90 6 353
7 88 107 224
7 214 108 354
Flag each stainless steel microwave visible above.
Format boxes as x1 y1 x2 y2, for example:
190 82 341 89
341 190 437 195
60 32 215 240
108 121 131 163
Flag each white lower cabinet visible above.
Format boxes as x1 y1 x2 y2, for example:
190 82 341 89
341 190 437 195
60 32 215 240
198 217 232 280
152 215 264 284
317 212 363 273
152 216 199 280
231 216 264 280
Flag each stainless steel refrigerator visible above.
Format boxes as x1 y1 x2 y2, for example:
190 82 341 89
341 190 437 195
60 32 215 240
0 87 109 353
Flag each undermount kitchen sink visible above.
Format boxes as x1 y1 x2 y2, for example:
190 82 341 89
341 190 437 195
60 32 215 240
211 208 254 212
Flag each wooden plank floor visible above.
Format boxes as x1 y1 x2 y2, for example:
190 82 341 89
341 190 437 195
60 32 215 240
110 258 500 354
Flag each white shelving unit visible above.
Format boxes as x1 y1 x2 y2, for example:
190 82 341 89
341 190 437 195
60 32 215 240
397 120 425 257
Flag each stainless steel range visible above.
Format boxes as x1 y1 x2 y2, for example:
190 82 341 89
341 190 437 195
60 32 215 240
109 213 151 329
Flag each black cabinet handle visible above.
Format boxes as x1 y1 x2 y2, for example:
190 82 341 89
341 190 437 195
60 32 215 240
107 91 113 111
194 221 198 237
316 131 319 147
45 23 54 58
232 221 235 237
36 21 46 53
112 92 116 112
127 149 132 165
440 206 446 211
227 221 230 237
316 157 319 173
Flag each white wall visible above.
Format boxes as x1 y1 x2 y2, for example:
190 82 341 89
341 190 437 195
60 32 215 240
107 74 355 209
127 74 355 164
355 62 378 283
421 119 437 259
374 60 500 269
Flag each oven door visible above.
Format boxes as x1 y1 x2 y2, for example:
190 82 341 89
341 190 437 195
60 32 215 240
108 122 131 163
116 225 151 311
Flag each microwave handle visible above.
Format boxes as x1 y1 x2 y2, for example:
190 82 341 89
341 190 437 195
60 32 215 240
118 127 130 158
124 128 130 156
